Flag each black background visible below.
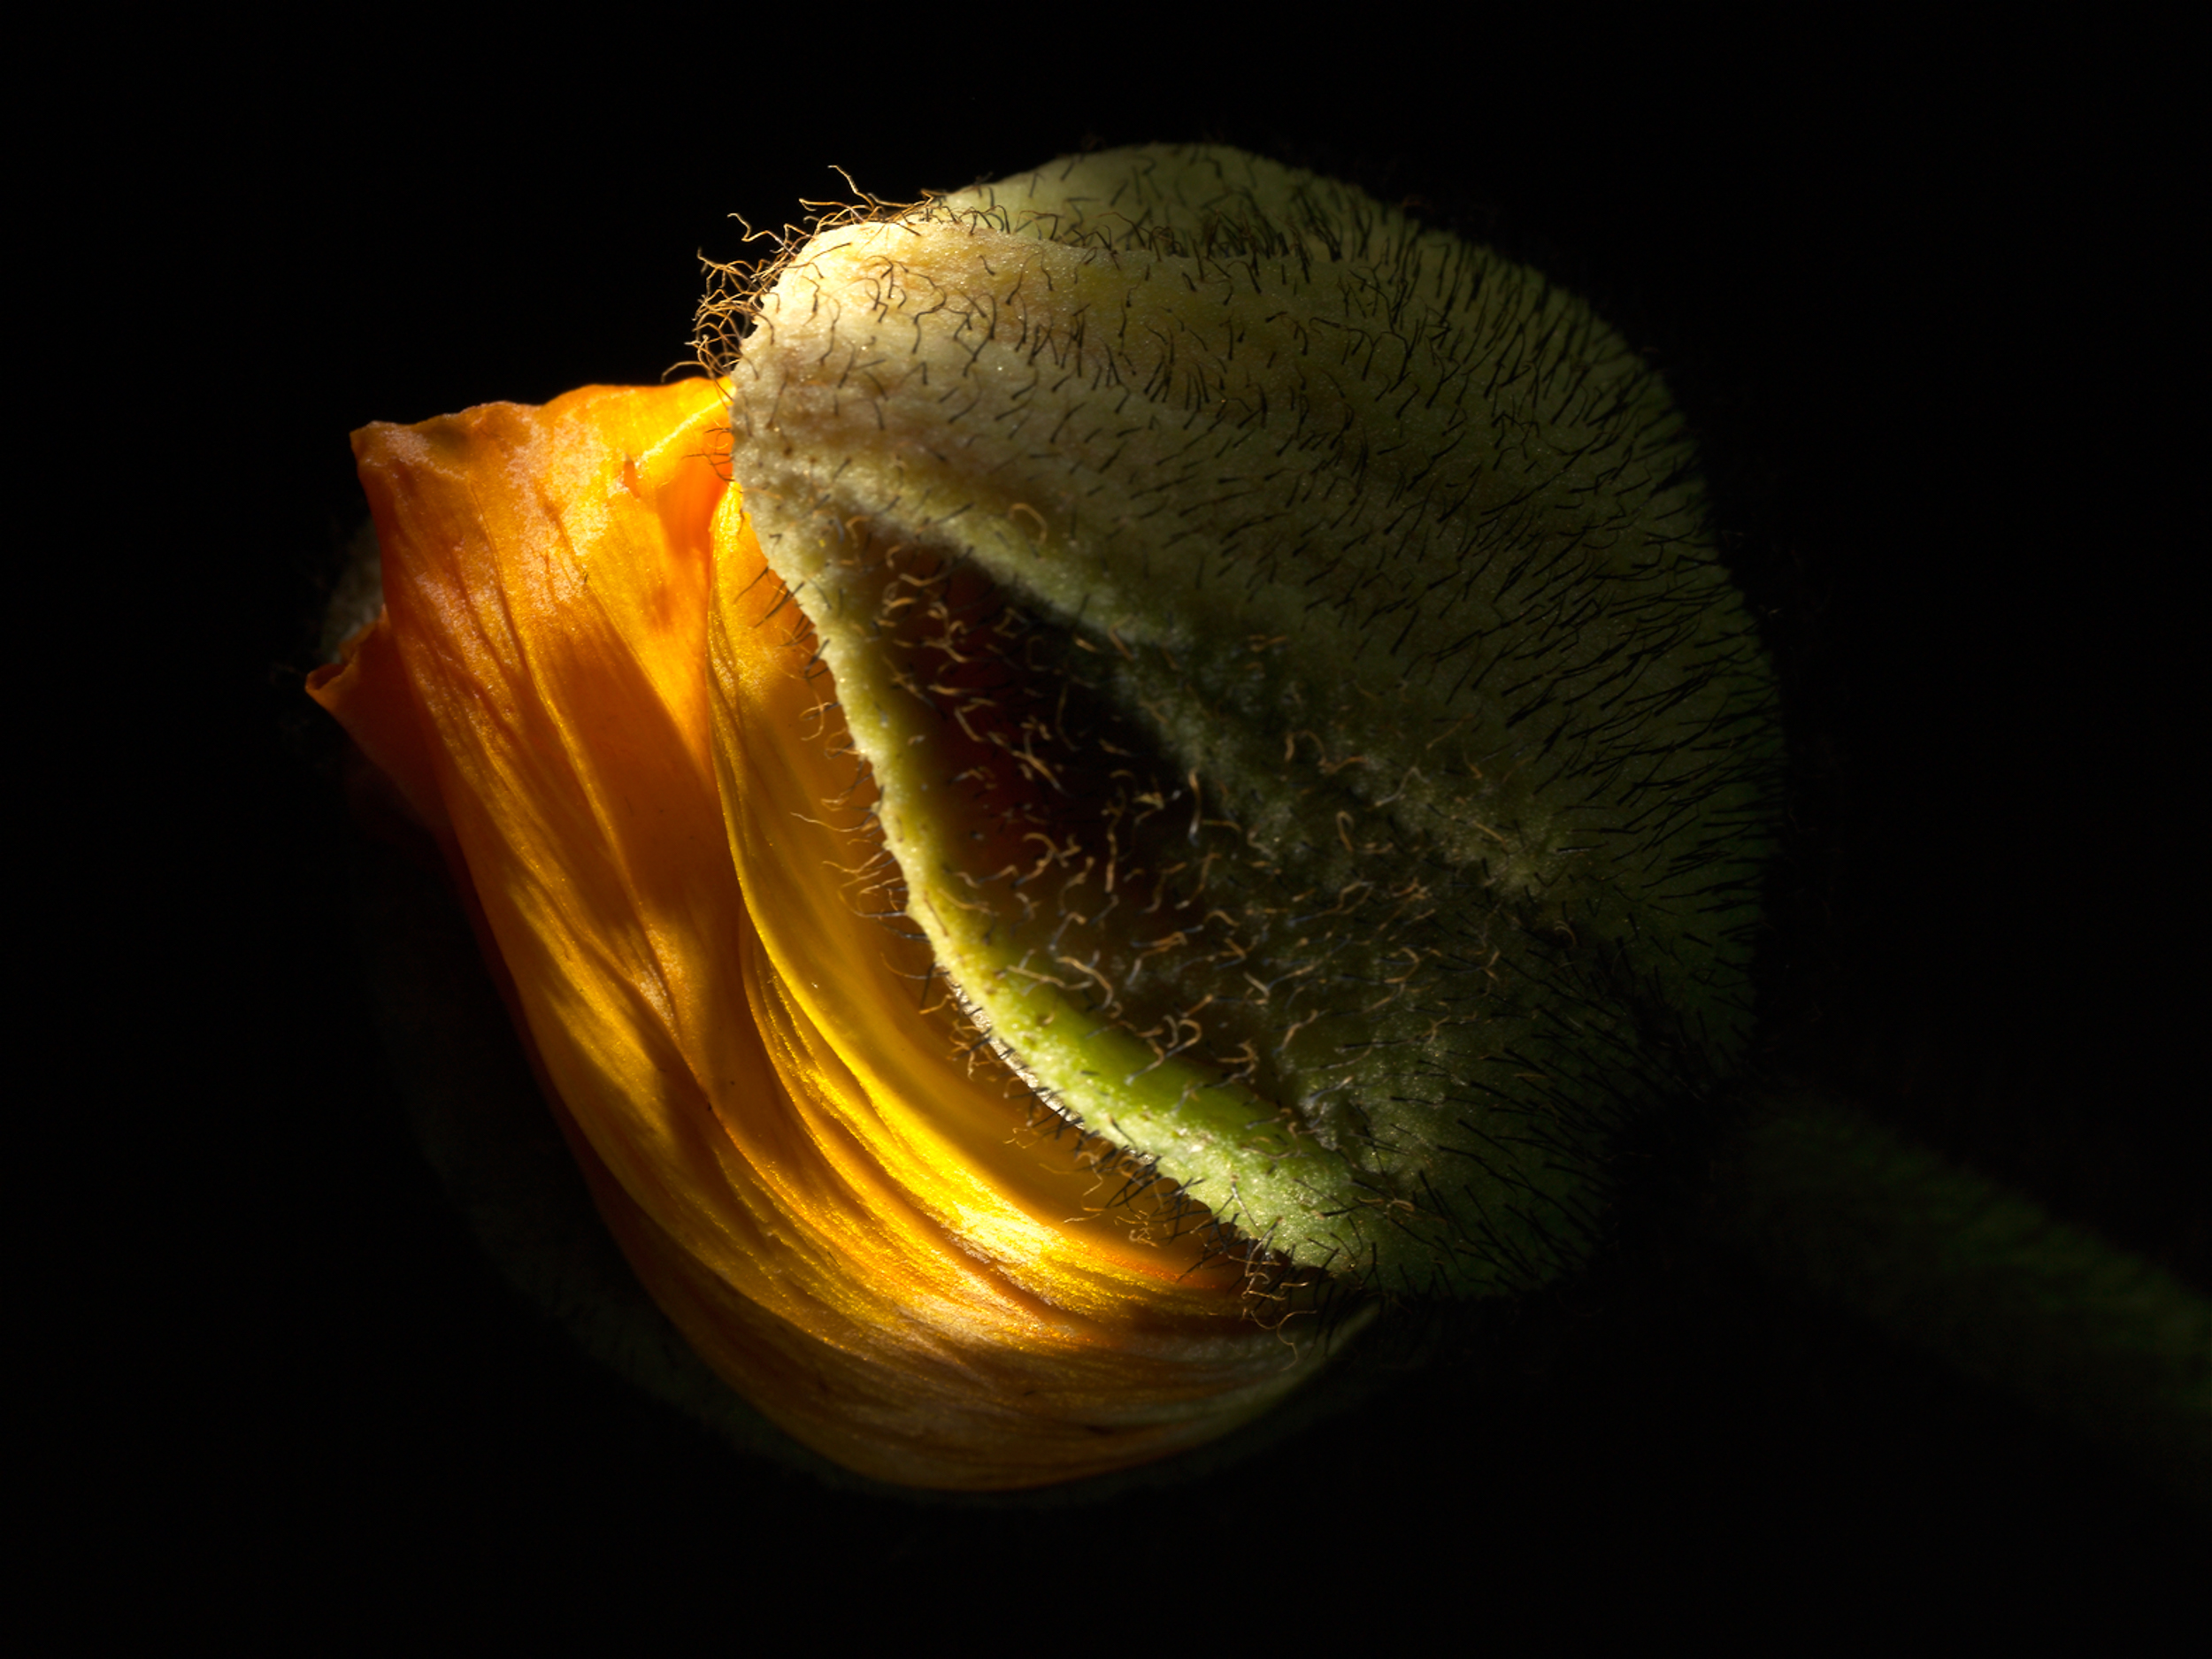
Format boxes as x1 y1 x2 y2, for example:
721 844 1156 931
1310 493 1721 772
114 22 2201 1638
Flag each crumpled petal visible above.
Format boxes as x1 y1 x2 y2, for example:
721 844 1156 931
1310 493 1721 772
311 379 1334 1488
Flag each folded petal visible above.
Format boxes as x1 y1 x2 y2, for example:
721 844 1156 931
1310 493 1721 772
318 379 1339 1488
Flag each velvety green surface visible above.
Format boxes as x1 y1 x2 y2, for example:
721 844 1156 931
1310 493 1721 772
727 147 1781 1294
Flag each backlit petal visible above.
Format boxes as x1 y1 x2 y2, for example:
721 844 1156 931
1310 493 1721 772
315 379 1337 1488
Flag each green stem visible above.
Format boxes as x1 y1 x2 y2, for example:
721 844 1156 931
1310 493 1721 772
1713 1091 2209 1503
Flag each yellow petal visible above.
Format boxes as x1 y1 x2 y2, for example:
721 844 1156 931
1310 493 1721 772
316 379 1338 1489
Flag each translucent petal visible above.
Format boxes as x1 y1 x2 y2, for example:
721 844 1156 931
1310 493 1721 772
314 380 1335 1488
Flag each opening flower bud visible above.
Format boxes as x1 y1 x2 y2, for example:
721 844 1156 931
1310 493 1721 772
718 146 1781 1298
312 143 1780 1491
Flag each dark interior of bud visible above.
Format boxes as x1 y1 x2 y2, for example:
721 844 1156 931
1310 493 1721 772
818 519 1763 1294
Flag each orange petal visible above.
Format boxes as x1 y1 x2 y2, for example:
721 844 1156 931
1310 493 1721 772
329 379 1341 1488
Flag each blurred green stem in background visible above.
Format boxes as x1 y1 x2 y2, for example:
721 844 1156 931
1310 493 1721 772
1715 1090 2208 1503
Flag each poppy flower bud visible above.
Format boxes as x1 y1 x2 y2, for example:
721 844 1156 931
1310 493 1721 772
717 145 1782 1297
